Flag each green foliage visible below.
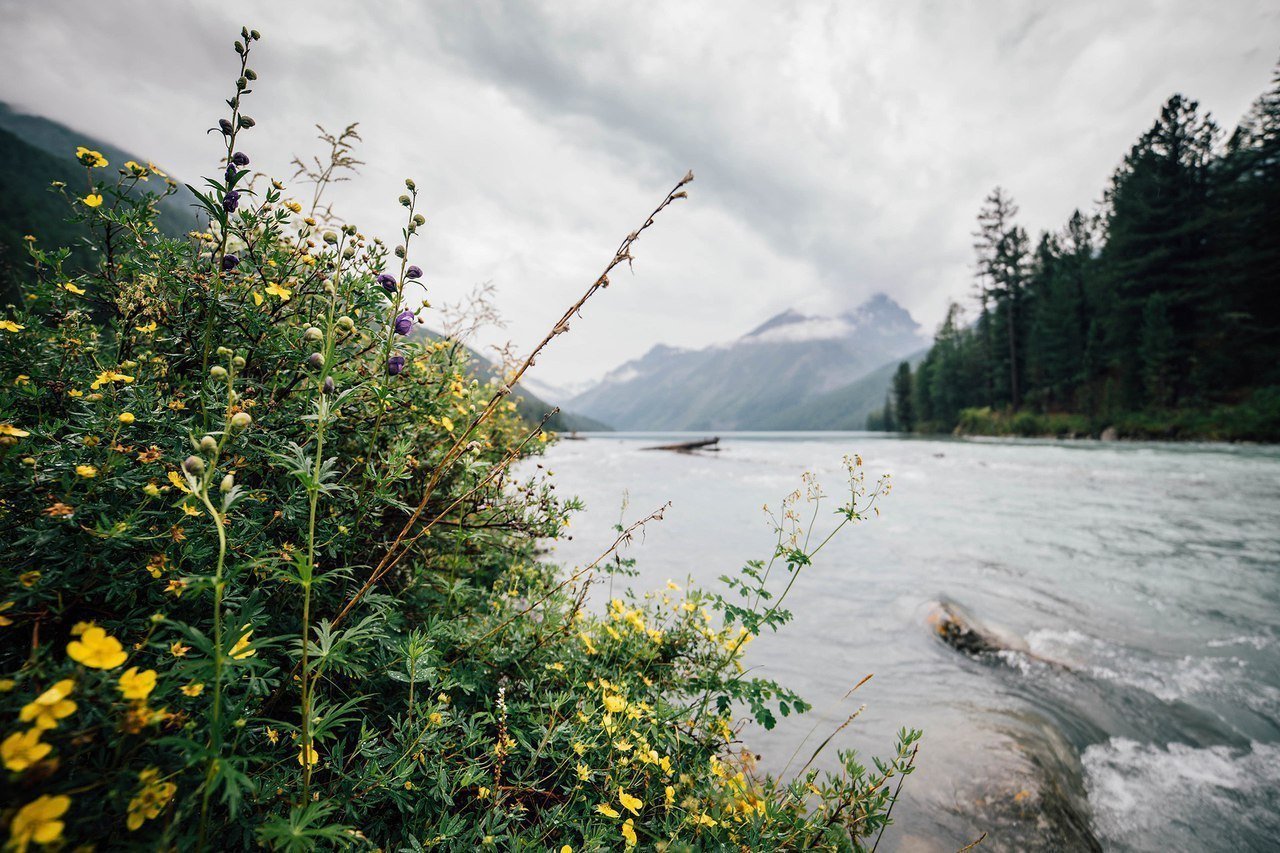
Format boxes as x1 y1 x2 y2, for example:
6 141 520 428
905 59 1280 441
0 28 918 851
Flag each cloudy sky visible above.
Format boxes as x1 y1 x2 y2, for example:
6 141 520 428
2 1 1277 390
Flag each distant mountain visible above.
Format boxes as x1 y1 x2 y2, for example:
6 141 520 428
567 294 926 429
756 347 929 430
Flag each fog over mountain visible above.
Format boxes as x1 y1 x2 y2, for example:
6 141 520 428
568 293 926 429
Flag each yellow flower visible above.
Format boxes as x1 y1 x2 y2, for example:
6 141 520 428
665 785 675 805
75 465 97 478
67 626 128 669
620 818 637 847
252 291 264 306
58 282 86 296
75 146 108 167
0 320 24 333
666 579 681 591
18 571 40 588
142 483 161 497
182 504 202 517
618 790 642 815
0 601 12 627
9 794 70 850
477 786 491 800
126 767 176 831
167 470 191 493
135 320 157 333
0 424 30 437
265 727 279 744
602 694 627 713
595 803 620 819
118 667 157 701
298 743 319 767
560 847 572 853
1 728 51 771
90 370 134 390
19 680 76 730
83 193 104 208
0 680 14 692
230 629 255 660
440 416 454 432
579 632 597 655
118 412 135 424
285 200 302 213
264 282 293 301
428 711 443 725
576 763 590 781
169 642 190 658
147 161 166 177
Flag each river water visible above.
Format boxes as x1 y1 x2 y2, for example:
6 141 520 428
523 431 1280 851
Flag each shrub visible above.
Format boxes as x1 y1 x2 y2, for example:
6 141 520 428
0 27 918 851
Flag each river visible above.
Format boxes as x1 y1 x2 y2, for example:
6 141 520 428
523 431 1280 851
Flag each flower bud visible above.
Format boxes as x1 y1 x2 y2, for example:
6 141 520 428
304 327 323 342
219 118 233 135
398 194 411 207
406 265 423 280
221 253 240 271
220 473 235 493
231 152 250 167
245 68 258 80
232 355 246 369
217 346 233 357
404 178 416 191
376 273 397 295
337 316 355 333
394 310 415 336
210 365 228 380
412 214 426 227
387 355 406 376
200 435 218 454
230 412 253 430
322 231 338 244
323 377 335 394
238 115 256 129
183 455 205 476
324 280 336 296
342 246 355 259
250 29 261 40
307 352 325 370
394 245 406 259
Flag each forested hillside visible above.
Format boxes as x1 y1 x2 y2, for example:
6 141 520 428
877 62 1280 441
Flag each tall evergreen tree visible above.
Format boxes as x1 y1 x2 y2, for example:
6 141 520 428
892 362 915 432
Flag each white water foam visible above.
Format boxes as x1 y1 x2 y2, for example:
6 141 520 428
1083 738 1280 851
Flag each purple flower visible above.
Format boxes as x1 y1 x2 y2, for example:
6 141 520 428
323 377 335 394
225 163 237 183
221 253 240 271
387 355 406 376
376 273 397 295
223 190 240 213
394 310 415 336
405 265 423 280
231 152 250 166
218 118 233 135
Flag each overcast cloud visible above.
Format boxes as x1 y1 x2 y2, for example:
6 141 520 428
1 1 1277 388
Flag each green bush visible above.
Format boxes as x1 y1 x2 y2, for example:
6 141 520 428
0 27 918 852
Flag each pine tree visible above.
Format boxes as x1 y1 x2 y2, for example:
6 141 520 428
892 362 915 432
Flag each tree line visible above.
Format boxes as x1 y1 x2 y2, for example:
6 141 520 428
874 58 1280 440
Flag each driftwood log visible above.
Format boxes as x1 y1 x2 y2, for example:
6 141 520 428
642 437 720 453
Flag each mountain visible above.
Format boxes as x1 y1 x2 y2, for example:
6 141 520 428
756 346 929 430
567 293 927 429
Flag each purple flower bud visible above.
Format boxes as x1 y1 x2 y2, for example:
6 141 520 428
376 273 397 295
231 151 250 166
323 377 335 394
219 118 233 135
307 352 325 371
221 253 240 271
225 163 237 183
223 190 240 213
387 355 406 376
394 310 415 336
405 265 423 280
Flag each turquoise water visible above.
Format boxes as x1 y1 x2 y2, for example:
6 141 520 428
525 432 1280 851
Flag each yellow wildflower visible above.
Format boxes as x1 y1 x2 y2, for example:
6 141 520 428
0 424 30 437
0 681 14 692
1 728 51 771
665 785 675 805
118 667 157 701
169 642 190 657
440 416 454 432
83 193 104 208
9 794 70 850
429 712 443 725
477 786 491 800
74 465 97 478
67 626 128 669
18 571 40 588
126 767 176 830
75 146 108 167
142 483 161 497
298 743 319 767
0 601 12 626
265 727 279 744
618 789 642 815
264 282 293 301
59 282 86 296
576 763 590 781
595 803 619 819
603 693 627 713
230 629 255 660
621 818 637 847
90 370 134 390
19 680 76 729
0 320 25 333
166 470 191 493
135 320 157 333
579 632 597 655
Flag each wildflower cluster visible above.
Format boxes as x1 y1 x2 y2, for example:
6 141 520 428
0 26 917 851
